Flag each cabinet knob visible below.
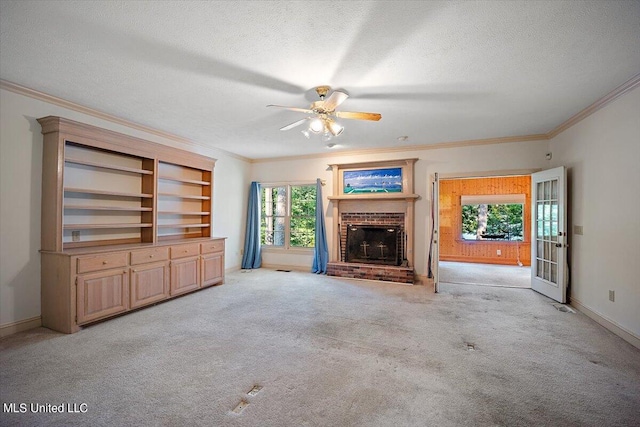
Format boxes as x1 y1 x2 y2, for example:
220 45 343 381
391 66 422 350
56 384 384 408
103 261 108 265
149 254 154 258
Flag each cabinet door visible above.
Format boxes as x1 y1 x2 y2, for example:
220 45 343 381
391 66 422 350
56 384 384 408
170 256 200 296
77 268 129 324
201 252 224 287
130 262 169 309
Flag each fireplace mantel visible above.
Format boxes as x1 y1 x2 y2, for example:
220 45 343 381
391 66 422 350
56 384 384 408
327 159 419 283
328 193 419 202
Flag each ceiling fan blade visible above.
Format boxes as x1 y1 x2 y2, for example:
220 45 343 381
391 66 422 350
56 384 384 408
280 118 308 131
322 90 349 111
267 104 314 114
335 111 382 121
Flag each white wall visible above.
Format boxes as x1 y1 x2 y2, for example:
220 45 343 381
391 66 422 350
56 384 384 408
550 86 640 338
4 82 636 341
0 88 251 326
251 140 551 275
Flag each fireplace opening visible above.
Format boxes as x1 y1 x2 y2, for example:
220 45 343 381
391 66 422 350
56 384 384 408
346 224 402 266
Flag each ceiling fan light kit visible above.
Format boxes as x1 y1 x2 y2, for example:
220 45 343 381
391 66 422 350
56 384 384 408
268 86 381 143
327 119 344 136
309 118 324 133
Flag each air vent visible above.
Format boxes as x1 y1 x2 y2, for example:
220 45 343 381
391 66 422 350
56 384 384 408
552 303 575 313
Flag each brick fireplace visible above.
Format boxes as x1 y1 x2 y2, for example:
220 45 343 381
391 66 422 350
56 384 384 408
341 213 405 265
327 159 419 284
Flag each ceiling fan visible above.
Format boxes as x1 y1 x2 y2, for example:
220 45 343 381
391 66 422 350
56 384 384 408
267 86 381 139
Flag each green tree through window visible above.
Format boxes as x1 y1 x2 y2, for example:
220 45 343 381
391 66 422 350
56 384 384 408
261 184 316 248
462 204 523 241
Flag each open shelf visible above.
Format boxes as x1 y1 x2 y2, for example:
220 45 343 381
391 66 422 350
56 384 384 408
65 188 153 198
158 211 210 215
158 192 210 200
65 205 153 212
64 223 153 230
158 175 210 186
65 157 154 175
157 231 204 240
157 223 210 229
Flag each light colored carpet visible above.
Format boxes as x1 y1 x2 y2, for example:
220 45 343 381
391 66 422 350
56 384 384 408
440 261 531 288
1 269 639 426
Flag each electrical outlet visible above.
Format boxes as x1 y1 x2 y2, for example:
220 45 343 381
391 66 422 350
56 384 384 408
574 225 584 235
496 249 501 256
609 290 615 302
71 231 80 242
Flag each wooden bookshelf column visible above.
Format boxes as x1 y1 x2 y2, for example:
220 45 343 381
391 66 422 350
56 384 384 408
38 116 225 333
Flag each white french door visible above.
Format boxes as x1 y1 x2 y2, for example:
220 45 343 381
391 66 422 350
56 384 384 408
432 173 440 292
531 167 568 303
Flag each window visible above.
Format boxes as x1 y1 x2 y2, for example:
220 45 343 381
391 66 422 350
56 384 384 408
261 184 316 249
461 195 525 241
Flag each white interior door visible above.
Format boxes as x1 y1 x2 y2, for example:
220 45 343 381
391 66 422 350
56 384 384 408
531 167 568 303
432 173 440 292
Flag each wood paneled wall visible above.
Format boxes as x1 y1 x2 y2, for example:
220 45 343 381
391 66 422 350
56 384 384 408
439 175 531 266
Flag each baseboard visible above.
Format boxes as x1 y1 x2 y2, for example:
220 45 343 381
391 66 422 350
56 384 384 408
440 256 530 266
225 265 242 274
261 263 311 273
570 299 640 350
415 274 435 289
0 316 42 338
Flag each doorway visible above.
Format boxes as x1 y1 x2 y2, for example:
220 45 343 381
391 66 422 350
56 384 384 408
439 261 530 288
437 174 532 289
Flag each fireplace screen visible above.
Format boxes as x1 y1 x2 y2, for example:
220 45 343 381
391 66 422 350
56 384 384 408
345 225 402 266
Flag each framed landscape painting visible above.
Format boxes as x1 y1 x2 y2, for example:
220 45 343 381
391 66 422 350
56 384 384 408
343 167 403 194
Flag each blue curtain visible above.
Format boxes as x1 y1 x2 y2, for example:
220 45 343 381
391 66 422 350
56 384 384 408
241 182 262 269
312 179 329 274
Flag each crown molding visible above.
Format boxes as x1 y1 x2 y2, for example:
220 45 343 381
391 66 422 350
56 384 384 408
4 71 638 165
547 72 640 139
0 79 251 163
250 134 549 164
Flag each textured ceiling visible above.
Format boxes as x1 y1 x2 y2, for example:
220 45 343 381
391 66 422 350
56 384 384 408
1 1 639 159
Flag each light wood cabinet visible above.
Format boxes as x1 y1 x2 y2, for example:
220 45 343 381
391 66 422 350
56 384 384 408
202 253 224 287
130 262 169 309
77 268 129 324
201 240 225 287
38 117 226 333
77 252 128 274
170 256 201 296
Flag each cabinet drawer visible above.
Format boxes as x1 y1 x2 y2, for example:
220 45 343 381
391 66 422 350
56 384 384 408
131 247 169 265
170 243 200 259
77 252 128 274
201 240 225 254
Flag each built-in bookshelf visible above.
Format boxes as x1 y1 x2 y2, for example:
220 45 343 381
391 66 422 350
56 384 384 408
157 161 212 241
38 116 224 334
38 116 217 252
62 142 155 248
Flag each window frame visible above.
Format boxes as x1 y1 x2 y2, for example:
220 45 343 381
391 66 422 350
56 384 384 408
260 182 316 252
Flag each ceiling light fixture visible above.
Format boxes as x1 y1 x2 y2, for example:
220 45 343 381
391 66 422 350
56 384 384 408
327 119 344 136
269 86 381 143
309 118 324 133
